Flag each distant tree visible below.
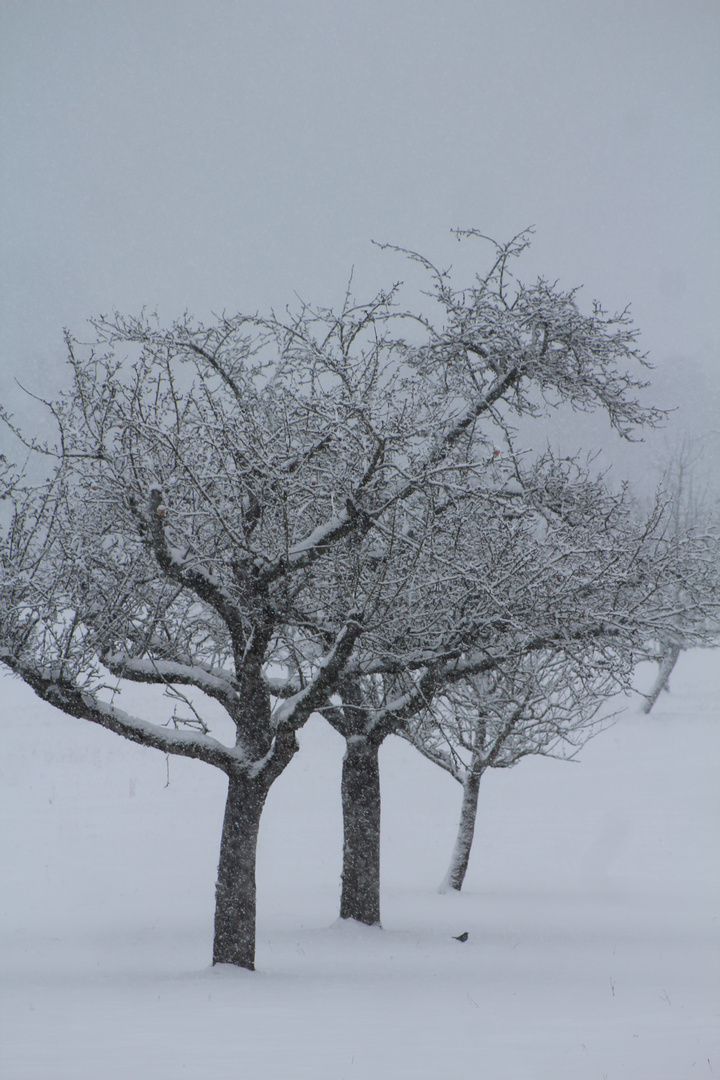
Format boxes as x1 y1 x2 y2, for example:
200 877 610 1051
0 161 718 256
402 652 622 893
398 459 720 890
641 436 720 713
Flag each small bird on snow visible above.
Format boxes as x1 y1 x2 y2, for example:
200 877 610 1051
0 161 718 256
452 931 469 942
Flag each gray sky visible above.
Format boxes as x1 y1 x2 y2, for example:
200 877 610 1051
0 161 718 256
2 0 718 485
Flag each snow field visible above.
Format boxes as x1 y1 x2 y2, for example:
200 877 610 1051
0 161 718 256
1 651 718 1079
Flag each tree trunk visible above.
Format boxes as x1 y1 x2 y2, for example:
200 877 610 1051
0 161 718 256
213 771 268 970
642 643 682 714
340 737 382 926
439 765 483 893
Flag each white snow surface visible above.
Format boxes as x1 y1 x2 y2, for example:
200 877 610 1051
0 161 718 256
1 651 718 1079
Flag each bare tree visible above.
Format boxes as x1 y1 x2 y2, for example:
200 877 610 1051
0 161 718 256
397 459 720 891
641 436 720 713
287 227 687 926
2 230 696 963
326 452 720 910
402 651 622 892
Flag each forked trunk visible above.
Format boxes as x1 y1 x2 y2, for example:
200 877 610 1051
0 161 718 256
439 765 483 893
340 737 381 926
213 771 268 970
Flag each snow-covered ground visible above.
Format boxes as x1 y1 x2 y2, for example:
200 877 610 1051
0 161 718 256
1 651 718 1079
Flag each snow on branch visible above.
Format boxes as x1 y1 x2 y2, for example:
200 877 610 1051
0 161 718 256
271 613 364 732
3 232 712 785
0 649 240 770
101 650 241 706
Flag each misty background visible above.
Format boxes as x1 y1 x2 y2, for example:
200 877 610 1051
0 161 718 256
1 0 718 492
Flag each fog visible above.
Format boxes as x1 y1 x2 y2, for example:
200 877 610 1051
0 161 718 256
2 0 718 490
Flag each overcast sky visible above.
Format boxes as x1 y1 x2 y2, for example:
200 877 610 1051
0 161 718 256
1 0 718 485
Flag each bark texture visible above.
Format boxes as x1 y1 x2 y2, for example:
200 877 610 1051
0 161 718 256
340 738 382 925
213 771 269 970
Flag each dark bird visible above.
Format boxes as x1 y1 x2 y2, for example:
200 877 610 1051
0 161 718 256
452 931 469 942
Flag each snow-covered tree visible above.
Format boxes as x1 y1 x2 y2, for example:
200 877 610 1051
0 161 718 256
402 651 625 893
398 458 720 890
325 451 720 910
1 301 508 968
641 436 720 713
1 231 687 963
298 228 712 926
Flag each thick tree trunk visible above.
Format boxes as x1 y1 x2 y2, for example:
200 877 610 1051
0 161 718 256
439 765 483 893
340 737 382 926
213 771 268 970
642 643 682 714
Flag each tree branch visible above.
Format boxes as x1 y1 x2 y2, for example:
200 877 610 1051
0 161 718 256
1 650 239 771
271 613 364 732
100 650 242 710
